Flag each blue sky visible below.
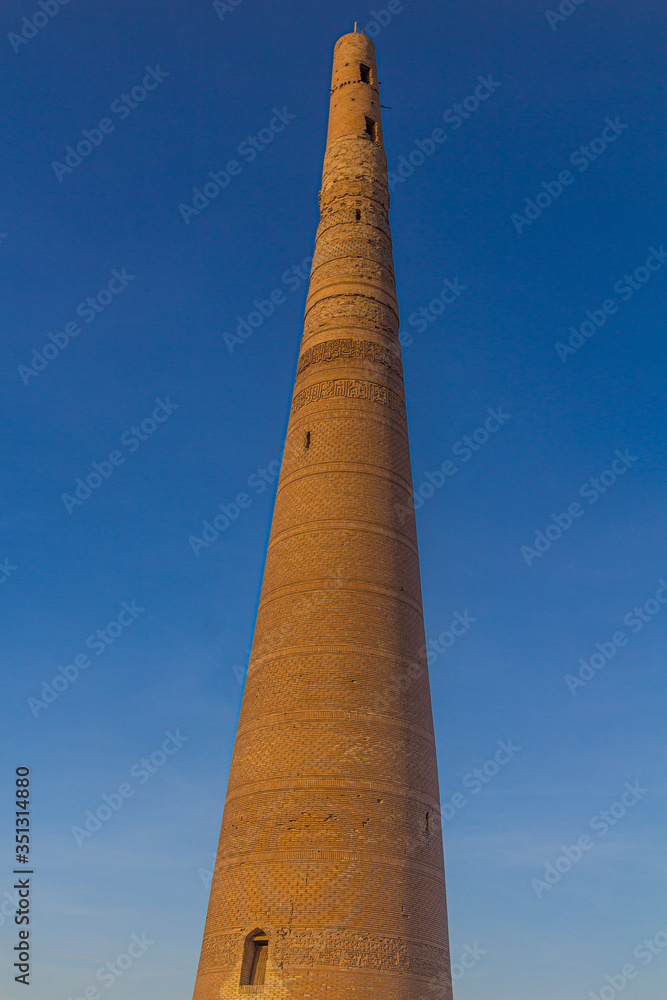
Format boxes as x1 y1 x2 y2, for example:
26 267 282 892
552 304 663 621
1 0 665 997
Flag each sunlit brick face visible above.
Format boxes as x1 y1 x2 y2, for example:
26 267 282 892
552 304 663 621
191 31 453 1000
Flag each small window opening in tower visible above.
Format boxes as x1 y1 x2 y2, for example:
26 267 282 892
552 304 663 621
355 209 361 221
364 117 378 143
304 431 310 450
240 932 268 986
360 63 371 84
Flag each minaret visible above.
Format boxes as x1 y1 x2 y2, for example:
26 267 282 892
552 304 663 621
192 29 453 1000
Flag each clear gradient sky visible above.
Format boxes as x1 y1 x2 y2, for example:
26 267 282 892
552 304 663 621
1 1 665 998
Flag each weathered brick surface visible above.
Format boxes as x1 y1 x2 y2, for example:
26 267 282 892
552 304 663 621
239 652 435 732
192 31 453 1000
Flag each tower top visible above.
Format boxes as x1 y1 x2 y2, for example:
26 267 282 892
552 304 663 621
326 30 383 148
335 30 373 50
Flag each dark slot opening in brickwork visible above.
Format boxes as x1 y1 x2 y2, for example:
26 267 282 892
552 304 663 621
364 117 377 143
360 63 371 84
305 431 311 450
240 932 268 986
356 209 361 221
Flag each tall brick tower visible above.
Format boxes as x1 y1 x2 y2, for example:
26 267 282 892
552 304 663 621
192 29 453 1000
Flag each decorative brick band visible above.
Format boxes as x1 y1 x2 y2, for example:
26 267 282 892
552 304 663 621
258 578 423 614
200 928 449 977
247 641 425 671
317 204 390 235
291 378 405 417
311 236 394 269
266 519 418 558
214 847 445 873
235 708 435 743
297 338 402 379
274 927 449 976
225 775 441 812
199 932 240 970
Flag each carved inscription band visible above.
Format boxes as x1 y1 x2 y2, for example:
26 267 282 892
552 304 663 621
297 338 403 379
291 378 406 417
201 928 449 976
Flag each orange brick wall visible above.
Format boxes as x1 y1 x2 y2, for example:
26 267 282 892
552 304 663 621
192 31 453 1000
